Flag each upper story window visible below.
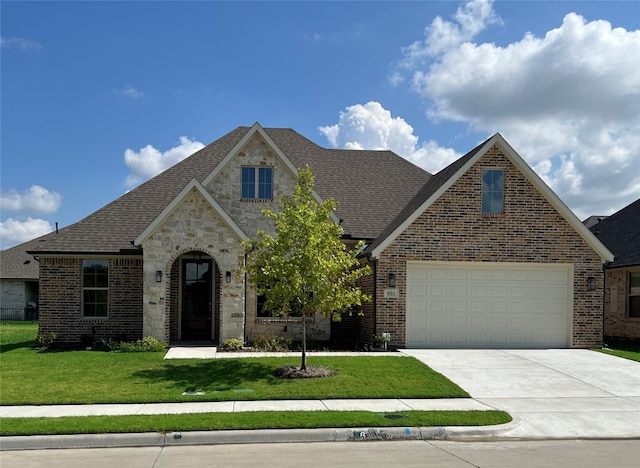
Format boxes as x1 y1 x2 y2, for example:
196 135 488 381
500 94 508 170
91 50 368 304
242 166 273 200
83 260 108 317
629 272 640 318
482 169 504 214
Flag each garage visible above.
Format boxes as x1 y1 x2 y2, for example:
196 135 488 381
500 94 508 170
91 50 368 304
406 261 572 348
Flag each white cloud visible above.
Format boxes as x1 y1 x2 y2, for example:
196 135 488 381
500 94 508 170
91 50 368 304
319 101 461 174
0 36 42 51
116 85 144 99
395 0 500 72
0 185 62 214
393 0 640 219
0 217 52 249
124 136 205 187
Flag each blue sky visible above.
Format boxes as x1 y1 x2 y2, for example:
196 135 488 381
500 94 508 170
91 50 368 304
2 0 639 249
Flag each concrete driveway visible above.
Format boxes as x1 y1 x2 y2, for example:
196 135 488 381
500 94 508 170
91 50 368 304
400 349 640 439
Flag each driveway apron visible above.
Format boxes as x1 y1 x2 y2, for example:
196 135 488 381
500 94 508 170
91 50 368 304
400 349 640 439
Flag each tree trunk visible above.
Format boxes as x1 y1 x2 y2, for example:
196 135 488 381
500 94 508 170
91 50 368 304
301 312 307 370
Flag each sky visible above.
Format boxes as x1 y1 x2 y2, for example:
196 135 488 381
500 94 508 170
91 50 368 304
1 0 639 250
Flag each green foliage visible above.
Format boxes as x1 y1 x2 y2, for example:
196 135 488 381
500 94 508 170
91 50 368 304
242 167 372 321
34 332 58 350
221 338 245 351
105 336 166 353
252 333 293 352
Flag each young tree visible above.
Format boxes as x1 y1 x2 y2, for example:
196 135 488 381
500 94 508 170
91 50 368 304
242 167 371 371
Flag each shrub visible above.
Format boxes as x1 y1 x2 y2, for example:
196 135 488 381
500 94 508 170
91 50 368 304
105 336 166 352
252 333 292 352
34 332 58 350
221 338 244 351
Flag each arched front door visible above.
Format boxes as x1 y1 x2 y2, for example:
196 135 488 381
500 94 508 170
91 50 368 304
181 256 213 341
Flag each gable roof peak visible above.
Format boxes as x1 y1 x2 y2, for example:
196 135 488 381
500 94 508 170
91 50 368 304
367 133 613 263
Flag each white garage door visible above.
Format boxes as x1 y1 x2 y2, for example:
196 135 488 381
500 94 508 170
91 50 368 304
406 262 572 348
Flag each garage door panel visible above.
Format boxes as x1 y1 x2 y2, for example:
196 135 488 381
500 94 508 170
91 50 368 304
428 284 446 296
408 283 427 296
450 285 467 296
450 269 468 281
406 262 571 348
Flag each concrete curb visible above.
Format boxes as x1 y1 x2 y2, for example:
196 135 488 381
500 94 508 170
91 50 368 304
0 421 520 451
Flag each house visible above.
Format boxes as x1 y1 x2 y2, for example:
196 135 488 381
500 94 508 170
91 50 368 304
29 123 613 349
588 199 640 341
0 236 49 320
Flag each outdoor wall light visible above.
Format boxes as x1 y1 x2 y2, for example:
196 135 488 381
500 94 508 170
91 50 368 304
225 271 232 283
587 276 596 291
388 272 396 288
155 270 163 282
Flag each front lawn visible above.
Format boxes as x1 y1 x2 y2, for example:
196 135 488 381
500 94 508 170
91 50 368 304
1 322 468 405
597 340 640 362
0 322 513 435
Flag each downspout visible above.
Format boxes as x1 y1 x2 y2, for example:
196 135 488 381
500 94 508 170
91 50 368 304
372 258 378 339
601 261 610 347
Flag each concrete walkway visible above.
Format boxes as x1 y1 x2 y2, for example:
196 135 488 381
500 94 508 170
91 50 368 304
0 398 491 419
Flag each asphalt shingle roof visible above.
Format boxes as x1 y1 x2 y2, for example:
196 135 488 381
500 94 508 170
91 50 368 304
590 198 640 268
0 233 57 279
27 125 431 255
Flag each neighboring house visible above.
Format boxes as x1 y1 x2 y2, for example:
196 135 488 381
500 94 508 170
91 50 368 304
588 199 640 341
583 215 608 229
29 123 613 349
0 236 49 319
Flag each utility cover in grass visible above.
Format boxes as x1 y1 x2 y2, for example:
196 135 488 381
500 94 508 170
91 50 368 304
273 366 336 379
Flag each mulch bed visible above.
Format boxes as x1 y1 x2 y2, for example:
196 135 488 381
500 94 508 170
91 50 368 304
273 365 336 379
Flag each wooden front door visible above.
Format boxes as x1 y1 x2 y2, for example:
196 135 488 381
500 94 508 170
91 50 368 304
181 259 213 341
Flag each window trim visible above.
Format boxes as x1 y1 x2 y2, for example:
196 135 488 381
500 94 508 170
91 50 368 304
481 168 504 214
82 259 109 318
628 271 640 319
241 166 273 201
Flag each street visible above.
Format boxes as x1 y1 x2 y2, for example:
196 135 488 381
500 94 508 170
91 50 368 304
2 439 640 468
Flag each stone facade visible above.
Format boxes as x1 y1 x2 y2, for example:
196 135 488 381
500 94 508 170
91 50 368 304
604 268 640 340
38 257 143 345
141 187 245 343
364 144 605 348
140 133 302 344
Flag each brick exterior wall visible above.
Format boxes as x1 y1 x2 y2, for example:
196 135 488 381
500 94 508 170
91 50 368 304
604 268 640 340
372 144 605 348
38 257 143 345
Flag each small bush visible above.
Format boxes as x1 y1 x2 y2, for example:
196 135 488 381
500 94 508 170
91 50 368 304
34 332 58 350
106 336 166 353
221 338 244 351
252 333 292 352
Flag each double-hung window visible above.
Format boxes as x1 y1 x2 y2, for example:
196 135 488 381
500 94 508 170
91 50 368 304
83 260 108 317
242 166 273 200
629 272 640 318
482 169 504 214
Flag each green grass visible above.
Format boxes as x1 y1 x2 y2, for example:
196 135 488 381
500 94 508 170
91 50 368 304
0 322 512 435
0 410 512 436
1 322 468 405
597 340 640 362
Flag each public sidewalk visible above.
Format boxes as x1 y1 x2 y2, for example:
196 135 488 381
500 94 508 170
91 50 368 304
0 398 492 419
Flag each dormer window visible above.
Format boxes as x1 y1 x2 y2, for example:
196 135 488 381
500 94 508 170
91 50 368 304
482 169 503 214
242 166 273 200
